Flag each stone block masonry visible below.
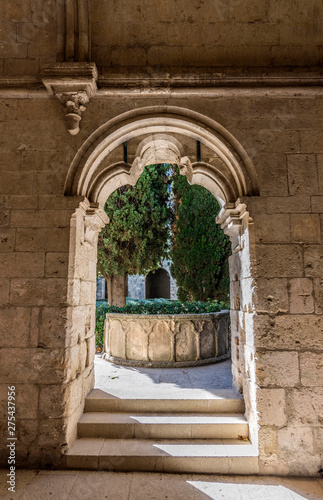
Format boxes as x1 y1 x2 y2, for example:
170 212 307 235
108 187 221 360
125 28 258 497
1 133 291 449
0 19 322 476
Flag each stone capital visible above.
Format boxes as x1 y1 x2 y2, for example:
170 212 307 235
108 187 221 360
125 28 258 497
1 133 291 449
79 199 109 245
217 199 251 251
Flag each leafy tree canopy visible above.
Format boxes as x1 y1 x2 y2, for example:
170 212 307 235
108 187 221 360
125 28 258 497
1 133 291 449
97 164 172 281
170 168 231 302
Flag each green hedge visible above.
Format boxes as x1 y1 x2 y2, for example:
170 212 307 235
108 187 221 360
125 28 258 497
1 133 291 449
95 299 230 350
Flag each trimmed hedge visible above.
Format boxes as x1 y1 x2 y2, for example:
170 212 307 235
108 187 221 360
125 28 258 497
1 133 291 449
95 299 230 350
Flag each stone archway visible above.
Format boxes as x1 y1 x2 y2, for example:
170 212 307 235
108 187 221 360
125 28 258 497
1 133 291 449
65 105 260 451
146 268 171 299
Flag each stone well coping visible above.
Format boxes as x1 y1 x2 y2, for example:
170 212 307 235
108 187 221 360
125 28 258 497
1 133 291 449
103 310 230 368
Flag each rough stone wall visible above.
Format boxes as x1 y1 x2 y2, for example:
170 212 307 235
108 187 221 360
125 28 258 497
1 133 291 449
0 0 63 79
0 97 97 467
0 0 322 476
90 0 323 74
0 86 322 474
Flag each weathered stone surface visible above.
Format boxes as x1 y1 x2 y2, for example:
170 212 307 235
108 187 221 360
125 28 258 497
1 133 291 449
288 154 319 195
291 214 321 243
313 278 323 314
175 321 198 362
126 321 148 361
289 278 314 314
257 388 287 427
10 209 71 228
300 353 323 387
107 319 126 358
0 228 16 252
256 350 299 387
254 314 323 349
255 244 303 278
16 385 39 420
254 214 291 243
266 195 311 214
288 388 323 425
0 278 10 304
311 196 323 213
278 425 315 460
304 245 323 277
15 228 70 252
0 348 66 384
10 278 67 306
0 252 45 278
254 277 289 313
0 307 31 347
45 252 69 278
217 316 229 357
148 321 173 362
199 321 216 359
258 426 278 459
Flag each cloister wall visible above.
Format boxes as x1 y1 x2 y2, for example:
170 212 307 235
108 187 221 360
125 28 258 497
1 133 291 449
0 0 322 476
0 91 322 474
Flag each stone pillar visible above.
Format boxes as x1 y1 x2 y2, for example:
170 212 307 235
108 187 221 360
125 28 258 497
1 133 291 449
217 200 258 449
0 195 107 467
245 192 323 476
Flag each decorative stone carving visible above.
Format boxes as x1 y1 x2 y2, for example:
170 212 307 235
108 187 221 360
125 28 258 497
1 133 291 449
56 91 89 135
78 200 109 246
103 311 230 367
179 156 193 183
41 62 98 135
217 199 252 253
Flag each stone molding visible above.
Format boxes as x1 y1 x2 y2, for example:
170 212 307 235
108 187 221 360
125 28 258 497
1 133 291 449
217 199 252 252
42 62 98 135
78 199 108 245
64 105 259 205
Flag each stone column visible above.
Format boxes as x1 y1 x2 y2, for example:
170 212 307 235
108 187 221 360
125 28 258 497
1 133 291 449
217 199 258 448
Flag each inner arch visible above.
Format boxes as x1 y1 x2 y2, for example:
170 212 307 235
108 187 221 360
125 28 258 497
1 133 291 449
65 106 258 207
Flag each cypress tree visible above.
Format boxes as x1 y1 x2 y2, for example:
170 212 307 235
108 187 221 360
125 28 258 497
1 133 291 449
170 169 231 302
97 164 172 306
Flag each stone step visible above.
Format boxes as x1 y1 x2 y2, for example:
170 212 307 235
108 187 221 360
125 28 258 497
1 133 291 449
85 388 245 413
66 438 259 474
78 412 248 439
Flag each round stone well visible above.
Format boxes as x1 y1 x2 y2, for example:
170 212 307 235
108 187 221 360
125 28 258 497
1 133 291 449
103 311 230 367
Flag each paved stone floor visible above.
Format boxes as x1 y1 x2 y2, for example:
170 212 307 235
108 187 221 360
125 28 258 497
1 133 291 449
94 355 233 397
1 470 323 500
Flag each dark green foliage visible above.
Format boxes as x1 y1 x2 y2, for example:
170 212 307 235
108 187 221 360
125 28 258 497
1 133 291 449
170 169 231 302
95 298 230 349
97 164 172 280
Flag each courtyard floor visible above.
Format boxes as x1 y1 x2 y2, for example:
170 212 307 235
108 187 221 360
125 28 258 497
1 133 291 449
1 469 323 500
94 354 233 396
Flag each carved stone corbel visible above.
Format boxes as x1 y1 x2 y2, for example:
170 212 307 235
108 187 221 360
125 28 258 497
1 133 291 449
41 62 98 135
56 91 89 135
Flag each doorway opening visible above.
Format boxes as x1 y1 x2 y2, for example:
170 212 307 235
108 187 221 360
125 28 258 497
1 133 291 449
65 106 259 449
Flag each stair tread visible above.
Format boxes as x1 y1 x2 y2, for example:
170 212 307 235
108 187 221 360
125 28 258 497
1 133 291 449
79 412 247 424
87 388 244 401
67 438 257 458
